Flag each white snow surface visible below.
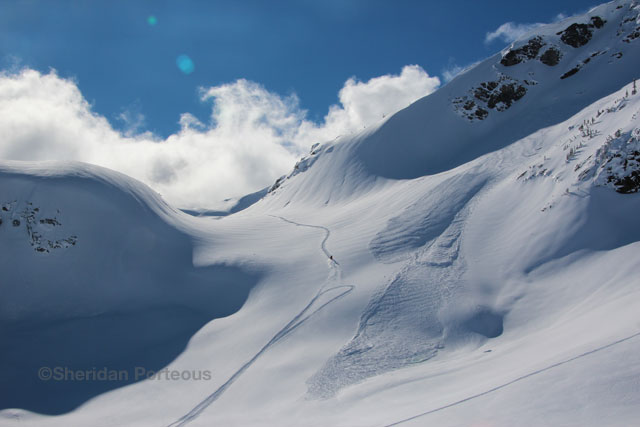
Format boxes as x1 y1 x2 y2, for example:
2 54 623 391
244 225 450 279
1 1 640 426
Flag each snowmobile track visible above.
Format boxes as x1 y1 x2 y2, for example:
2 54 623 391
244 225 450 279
384 331 640 426
168 215 353 426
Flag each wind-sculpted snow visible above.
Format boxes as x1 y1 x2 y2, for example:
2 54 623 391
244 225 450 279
0 162 262 414
369 173 488 263
310 187 502 398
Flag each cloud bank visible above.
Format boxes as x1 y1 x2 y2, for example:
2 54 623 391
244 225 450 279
0 66 439 208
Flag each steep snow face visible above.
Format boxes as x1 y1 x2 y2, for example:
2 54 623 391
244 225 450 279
356 0 640 180
262 0 640 190
304 80 640 402
0 162 261 414
249 1 640 409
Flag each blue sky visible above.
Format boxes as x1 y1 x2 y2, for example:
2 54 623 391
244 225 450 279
1 0 596 138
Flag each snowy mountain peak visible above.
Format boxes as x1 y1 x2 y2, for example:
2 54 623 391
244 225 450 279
263 0 640 200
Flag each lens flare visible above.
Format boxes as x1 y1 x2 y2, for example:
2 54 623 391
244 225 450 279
147 15 157 26
176 55 195 74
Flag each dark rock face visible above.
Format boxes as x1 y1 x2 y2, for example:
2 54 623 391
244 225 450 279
559 50 604 80
624 27 640 43
474 81 498 101
540 47 562 66
609 150 640 193
453 76 528 121
475 81 527 110
590 16 605 29
613 170 640 193
268 143 324 194
499 37 563 67
560 23 593 47
268 175 286 193
0 201 77 253
500 37 544 66
561 67 580 79
475 107 488 120
558 16 606 48
453 98 489 121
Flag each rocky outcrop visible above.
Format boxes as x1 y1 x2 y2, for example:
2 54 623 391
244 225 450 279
474 80 527 110
540 47 562 66
560 23 593 47
500 37 562 68
453 76 528 121
268 143 328 194
500 37 545 66
558 16 606 48
595 129 640 193
560 67 581 79
623 26 640 42
0 201 77 253
560 50 606 79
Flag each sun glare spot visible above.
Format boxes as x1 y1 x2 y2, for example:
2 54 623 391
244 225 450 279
176 55 195 74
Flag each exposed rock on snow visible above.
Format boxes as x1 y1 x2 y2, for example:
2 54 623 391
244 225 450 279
453 76 527 121
589 127 640 192
500 37 545 66
540 47 562 65
558 17 604 48
0 201 77 253
560 50 606 79
268 142 326 194
500 37 563 68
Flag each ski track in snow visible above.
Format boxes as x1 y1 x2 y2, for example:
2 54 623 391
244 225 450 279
168 215 353 427
271 215 333 260
384 331 640 426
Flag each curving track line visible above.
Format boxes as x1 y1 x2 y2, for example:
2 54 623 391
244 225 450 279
384 330 640 426
168 215 353 427
271 215 333 259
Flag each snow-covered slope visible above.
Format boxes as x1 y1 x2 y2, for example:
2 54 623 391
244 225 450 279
266 0 640 203
2 1 640 426
0 163 262 414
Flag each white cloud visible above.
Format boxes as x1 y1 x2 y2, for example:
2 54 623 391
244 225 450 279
116 101 147 137
326 65 440 132
485 22 545 45
0 66 439 208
